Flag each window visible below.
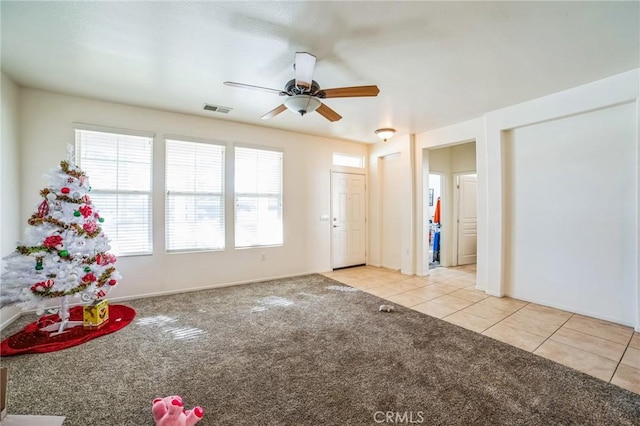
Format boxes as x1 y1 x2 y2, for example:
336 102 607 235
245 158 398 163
165 139 225 252
235 146 283 248
333 153 364 168
75 126 153 256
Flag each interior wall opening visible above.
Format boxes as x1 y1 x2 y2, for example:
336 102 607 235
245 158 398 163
423 141 477 273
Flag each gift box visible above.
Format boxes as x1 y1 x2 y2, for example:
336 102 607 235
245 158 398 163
83 299 109 329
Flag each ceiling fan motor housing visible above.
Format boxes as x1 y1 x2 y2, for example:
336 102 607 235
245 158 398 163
284 79 324 97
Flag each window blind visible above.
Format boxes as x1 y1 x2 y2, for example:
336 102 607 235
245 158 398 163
75 128 153 256
165 139 225 252
235 146 283 248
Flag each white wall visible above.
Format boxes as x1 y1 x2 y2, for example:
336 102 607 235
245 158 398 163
484 69 639 328
503 102 636 324
380 153 403 270
17 88 368 302
1 72 22 328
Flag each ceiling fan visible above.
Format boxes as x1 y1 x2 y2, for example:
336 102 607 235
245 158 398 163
224 52 379 122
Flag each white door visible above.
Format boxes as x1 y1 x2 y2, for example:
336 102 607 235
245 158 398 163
332 172 366 269
457 174 477 265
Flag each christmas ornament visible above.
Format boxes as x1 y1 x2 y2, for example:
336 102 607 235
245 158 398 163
83 221 98 233
79 205 93 218
37 200 50 218
61 187 70 194
43 235 63 249
74 211 81 217
59 250 69 257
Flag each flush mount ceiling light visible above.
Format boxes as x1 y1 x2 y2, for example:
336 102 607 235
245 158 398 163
375 128 396 142
284 94 321 116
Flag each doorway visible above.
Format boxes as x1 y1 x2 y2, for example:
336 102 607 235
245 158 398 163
423 141 477 271
428 173 443 269
331 172 366 269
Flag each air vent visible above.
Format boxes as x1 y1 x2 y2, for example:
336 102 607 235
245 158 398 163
203 104 232 114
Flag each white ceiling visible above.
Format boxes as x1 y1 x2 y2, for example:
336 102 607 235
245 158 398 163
2 1 638 144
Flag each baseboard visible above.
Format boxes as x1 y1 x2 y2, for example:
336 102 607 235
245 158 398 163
0 310 22 333
505 292 635 329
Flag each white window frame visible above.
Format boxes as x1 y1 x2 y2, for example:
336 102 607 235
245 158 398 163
165 137 225 252
234 145 284 248
74 124 154 256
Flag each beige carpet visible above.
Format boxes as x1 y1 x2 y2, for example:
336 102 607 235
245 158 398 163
1 274 639 425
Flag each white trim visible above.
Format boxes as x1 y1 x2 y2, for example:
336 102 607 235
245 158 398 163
0 309 22 332
233 141 284 153
164 134 227 147
73 122 155 138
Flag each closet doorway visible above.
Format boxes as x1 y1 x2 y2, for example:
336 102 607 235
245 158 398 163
428 173 444 269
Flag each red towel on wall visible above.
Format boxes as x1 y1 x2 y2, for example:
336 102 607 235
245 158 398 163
433 197 441 224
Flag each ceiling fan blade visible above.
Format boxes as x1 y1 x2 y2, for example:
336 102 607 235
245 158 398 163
261 104 287 120
224 81 283 95
294 52 316 90
321 85 380 98
316 102 342 122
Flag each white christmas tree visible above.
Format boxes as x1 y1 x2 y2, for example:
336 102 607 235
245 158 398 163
1 149 121 334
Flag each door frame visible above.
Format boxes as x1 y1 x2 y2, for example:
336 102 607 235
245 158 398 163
330 170 367 270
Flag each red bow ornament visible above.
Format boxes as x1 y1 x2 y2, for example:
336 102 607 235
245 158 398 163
79 205 93 218
43 235 63 249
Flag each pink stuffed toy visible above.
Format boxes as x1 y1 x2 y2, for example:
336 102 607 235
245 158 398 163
152 395 204 426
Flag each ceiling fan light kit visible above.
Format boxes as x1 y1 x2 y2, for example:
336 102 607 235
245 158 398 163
285 95 321 116
224 52 380 122
375 128 395 142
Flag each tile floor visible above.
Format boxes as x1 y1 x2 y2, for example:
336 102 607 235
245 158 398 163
322 265 640 395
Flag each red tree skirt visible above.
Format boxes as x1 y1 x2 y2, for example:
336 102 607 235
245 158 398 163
1 304 136 356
